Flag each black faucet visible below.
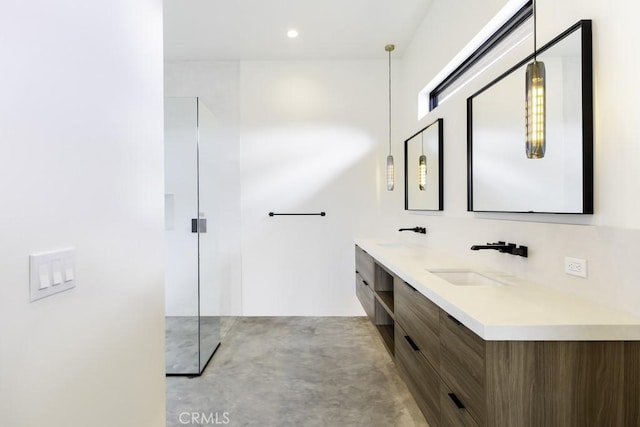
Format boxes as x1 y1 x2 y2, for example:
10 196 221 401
398 227 426 234
470 241 528 257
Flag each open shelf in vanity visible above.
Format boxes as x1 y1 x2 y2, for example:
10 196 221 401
355 245 396 357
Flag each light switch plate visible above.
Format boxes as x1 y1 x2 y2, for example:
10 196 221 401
30 248 76 302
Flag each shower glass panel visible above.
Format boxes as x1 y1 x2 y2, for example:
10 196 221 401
164 97 220 376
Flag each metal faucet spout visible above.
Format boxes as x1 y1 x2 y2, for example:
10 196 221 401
470 241 528 257
470 245 509 251
398 227 426 234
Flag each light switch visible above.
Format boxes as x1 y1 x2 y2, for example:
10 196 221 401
39 264 51 289
30 248 76 302
64 266 74 282
51 259 63 285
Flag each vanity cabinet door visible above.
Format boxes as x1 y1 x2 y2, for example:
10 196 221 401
395 323 440 427
355 272 374 320
439 310 486 426
355 245 375 286
395 279 440 366
440 381 480 427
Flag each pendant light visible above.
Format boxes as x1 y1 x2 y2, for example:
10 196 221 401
418 132 427 191
385 44 395 191
525 0 546 158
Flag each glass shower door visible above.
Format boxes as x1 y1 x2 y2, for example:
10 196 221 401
164 97 220 376
196 98 221 371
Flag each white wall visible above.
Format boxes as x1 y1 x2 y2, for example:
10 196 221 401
0 1 166 426
239 60 382 315
391 0 640 318
165 60 384 316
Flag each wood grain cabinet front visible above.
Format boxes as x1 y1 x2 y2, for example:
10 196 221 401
355 272 374 321
395 323 440 427
355 245 375 286
395 279 440 366
439 310 486 426
440 381 480 427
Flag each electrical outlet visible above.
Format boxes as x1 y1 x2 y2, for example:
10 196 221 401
565 257 587 278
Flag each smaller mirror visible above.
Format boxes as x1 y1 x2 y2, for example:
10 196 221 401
404 118 443 211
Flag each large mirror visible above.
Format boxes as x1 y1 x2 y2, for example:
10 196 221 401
405 118 443 211
467 20 593 214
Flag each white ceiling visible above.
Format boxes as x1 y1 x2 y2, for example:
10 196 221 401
163 0 433 61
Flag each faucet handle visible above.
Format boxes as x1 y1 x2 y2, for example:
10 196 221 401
513 245 528 257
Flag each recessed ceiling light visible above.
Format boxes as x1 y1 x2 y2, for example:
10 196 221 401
287 29 299 39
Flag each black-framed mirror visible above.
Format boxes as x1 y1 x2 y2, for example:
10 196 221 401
467 20 593 214
404 118 443 211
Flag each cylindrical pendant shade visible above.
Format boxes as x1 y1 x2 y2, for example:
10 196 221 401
386 155 395 191
418 154 427 191
525 60 546 159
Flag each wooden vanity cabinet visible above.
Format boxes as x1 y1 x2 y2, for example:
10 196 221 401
440 379 480 427
355 246 640 426
395 323 441 427
355 272 374 320
395 279 440 366
394 284 539 427
439 310 486 425
355 245 374 285
354 246 375 322
355 245 395 357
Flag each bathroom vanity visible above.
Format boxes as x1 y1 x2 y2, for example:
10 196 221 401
355 239 640 427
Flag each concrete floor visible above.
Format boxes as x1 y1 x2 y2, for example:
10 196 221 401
166 317 427 427
165 316 222 375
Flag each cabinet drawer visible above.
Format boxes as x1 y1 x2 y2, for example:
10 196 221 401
439 310 486 425
355 245 375 286
395 323 440 427
440 380 480 427
355 272 374 320
395 279 440 366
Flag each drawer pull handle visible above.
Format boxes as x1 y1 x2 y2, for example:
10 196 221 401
447 314 462 326
405 282 417 292
363 280 370 287
448 393 465 409
355 270 359 274
404 335 420 351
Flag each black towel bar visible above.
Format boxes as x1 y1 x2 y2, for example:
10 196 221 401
268 212 326 217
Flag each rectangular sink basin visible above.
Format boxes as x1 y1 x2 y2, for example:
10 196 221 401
429 269 508 287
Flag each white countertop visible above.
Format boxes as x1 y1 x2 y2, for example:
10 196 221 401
356 237 640 341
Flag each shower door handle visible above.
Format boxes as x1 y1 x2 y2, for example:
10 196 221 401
191 218 207 233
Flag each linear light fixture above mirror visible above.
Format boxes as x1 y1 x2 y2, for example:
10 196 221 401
418 0 532 119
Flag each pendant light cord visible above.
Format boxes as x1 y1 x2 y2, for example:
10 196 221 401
533 0 537 61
